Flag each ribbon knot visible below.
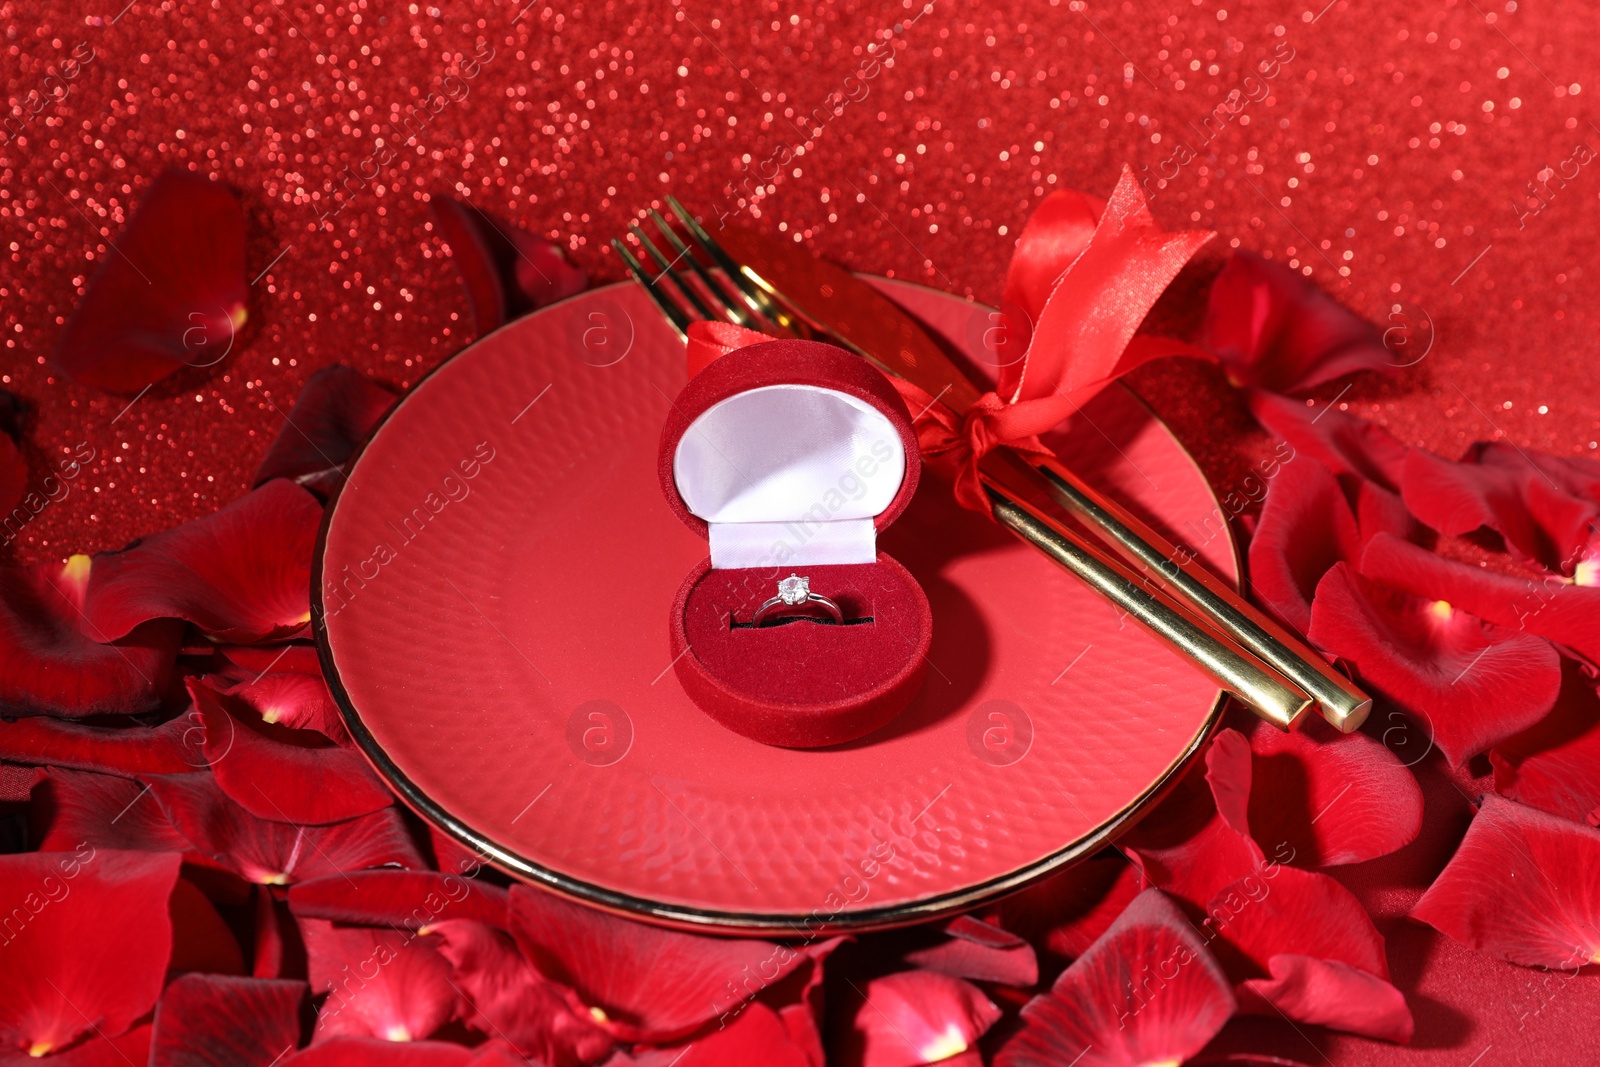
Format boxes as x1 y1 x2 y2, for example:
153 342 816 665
680 166 1215 520
893 383 1058 515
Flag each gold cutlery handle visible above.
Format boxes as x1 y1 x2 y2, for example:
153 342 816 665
1031 457 1371 732
985 479 1313 730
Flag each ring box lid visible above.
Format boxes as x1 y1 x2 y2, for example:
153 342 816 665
657 339 921 570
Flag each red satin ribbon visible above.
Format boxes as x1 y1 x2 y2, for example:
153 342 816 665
684 166 1214 516
685 319 768 377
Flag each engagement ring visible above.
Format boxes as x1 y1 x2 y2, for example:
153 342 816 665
750 574 843 627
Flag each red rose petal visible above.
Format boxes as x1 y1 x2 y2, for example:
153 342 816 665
1412 795 1600 968
189 678 391 824
253 364 397 496
288 869 507 930
20 1025 152 1067
430 196 505 336
215 668 349 743
1243 716 1423 867
687 935 840 1067
996 851 1143 963
0 711 203 776
1236 953 1413 1044
50 169 248 393
1248 390 1409 491
210 643 347 740
0 389 25 520
1204 864 1413 1040
899 914 1039 987
0 391 23 441
0 761 44 801
83 479 321 644
426 918 613 1066
1309 562 1561 766
0 431 24 518
146 771 422 884
282 1037 475 1067
168 876 246 976
0 849 180 1057
1491 662 1600 826
1402 444 1598 571
432 195 586 335
215 642 324 678
1205 864 1389 979
34 766 196 856
1200 251 1392 394
1247 456 1362 633
469 1042 532 1066
997 889 1235 1067
252 884 296 979
1121 747 1266 910
1206 728 1255 838
835 969 999 1067
149 974 306 1067
301 918 458 1044
1473 443 1600 504
625 1002 810 1067
507 886 803 1043
0 557 181 717
512 231 588 310
1354 481 1420 546
772 938 843 1067
427 825 491 877
1360 531 1600 665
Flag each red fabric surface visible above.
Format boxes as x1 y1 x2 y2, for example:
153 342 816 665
3 0 1598 1062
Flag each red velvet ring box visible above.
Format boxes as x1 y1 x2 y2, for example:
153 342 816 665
658 338 932 748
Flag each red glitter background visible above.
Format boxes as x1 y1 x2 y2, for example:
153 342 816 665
3 0 1598 1062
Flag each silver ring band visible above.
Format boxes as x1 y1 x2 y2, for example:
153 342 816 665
750 573 843 627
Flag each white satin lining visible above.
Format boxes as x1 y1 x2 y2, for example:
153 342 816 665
674 384 906 569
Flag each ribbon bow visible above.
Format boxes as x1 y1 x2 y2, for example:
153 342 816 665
686 167 1213 516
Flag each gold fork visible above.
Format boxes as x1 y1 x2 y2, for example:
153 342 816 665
614 207 1323 732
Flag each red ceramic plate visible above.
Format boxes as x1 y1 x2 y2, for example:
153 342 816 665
316 278 1235 933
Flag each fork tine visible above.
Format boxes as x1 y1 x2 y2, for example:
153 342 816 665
628 222 719 323
664 196 800 330
611 237 690 340
646 210 758 330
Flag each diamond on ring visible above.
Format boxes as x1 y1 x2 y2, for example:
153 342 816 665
777 574 810 606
